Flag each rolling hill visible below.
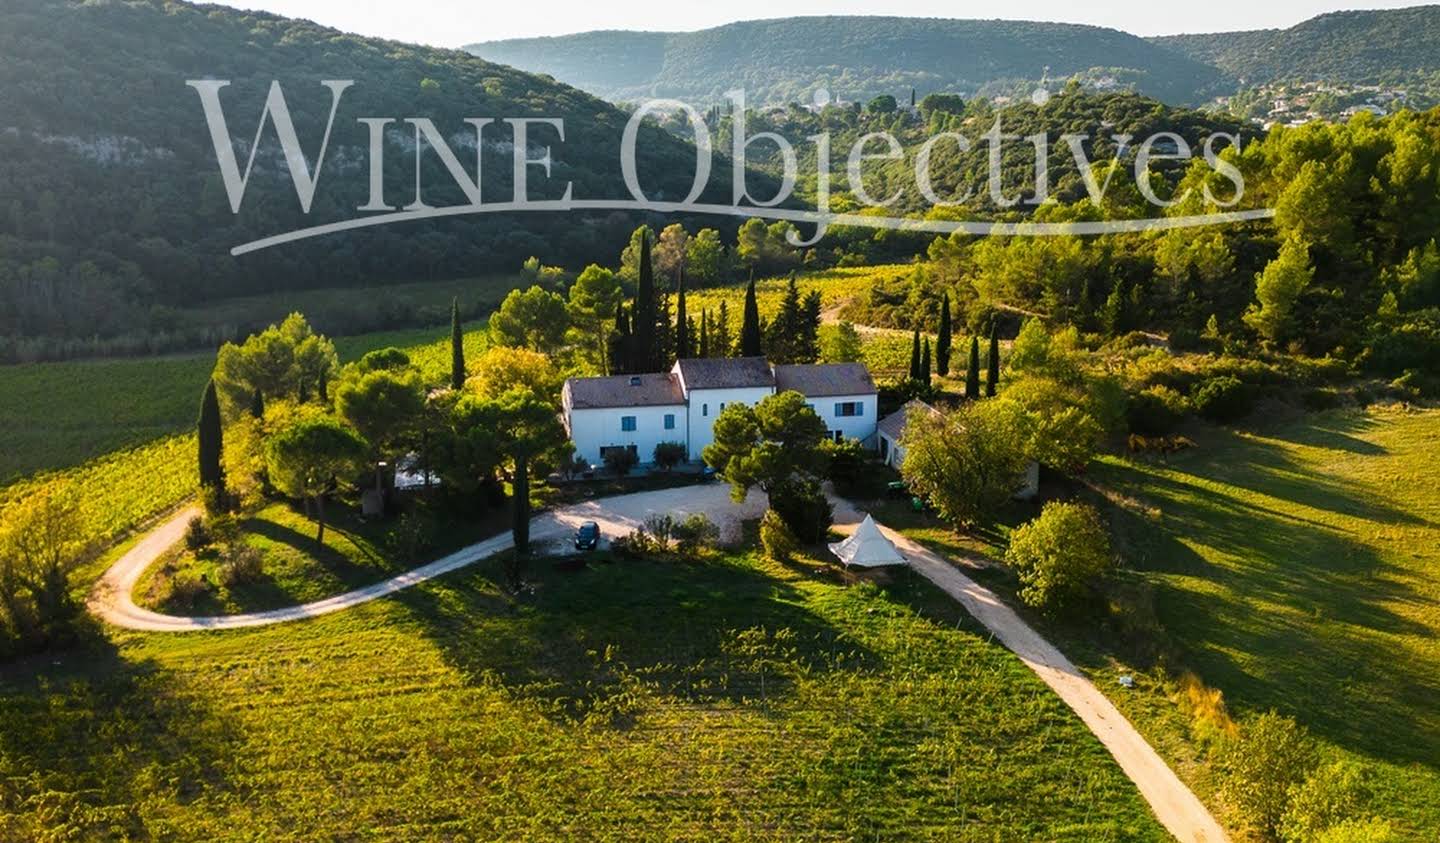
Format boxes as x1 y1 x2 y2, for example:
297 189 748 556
0 0 740 360
1152 5 1440 86
467 16 1231 107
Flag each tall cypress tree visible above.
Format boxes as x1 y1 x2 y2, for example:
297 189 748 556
250 387 265 419
197 379 225 494
908 329 921 381
936 293 952 376
920 338 932 383
674 273 692 359
449 297 466 390
767 273 803 362
987 323 1000 397
609 303 631 375
800 289 822 363
966 336 981 399
699 309 710 358
633 231 656 370
655 287 675 368
318 370 329 404
715 300 733 357
740 276 763 357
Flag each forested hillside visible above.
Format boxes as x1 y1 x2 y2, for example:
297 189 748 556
1154 6 1440 86
0 0 739 360
468 17 1229 106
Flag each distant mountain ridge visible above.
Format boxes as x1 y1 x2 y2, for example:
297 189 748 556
1152 5 1440 86
467 16 1229 106
468 8 1440 107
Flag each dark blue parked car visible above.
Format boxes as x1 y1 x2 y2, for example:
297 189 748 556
574 521 600 551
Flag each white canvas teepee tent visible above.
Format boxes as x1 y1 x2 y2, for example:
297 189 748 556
828 515 907 568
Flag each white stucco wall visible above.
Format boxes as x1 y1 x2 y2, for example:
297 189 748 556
566 405 687 467
807 393 879 446
684 386 775 461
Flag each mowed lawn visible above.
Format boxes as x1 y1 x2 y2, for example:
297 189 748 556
1094 406 1440 836
0 550 1168 841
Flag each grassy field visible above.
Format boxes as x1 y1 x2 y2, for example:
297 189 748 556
171 276 519 340
0 546 1167 840
686 264 907 322
0 325 489 486
1090 406 1440 837
870 406 1440 838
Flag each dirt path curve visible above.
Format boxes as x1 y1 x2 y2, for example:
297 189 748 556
830 501 1228 843
88 485 766 632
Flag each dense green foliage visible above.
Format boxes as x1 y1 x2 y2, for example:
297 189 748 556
1004 501 1113 612
1155 7 1440 90
469 16 1227 105
0 0 741 359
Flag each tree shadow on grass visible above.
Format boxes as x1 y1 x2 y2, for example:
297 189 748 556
1096 429 1440 767
0 638 242 839
390 550 881 726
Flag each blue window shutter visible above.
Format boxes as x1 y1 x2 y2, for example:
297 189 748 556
833 402 842 416
664 414 675 430
856 403 863 416
621 416 636 432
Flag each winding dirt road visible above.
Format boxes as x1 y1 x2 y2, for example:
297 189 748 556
89 487 1225 842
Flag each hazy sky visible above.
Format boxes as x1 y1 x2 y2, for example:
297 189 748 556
209 1 1420 47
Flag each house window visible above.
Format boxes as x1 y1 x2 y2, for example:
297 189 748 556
830 430 844 442
664 413 675 430
621 416 637 432
702 403 708 417
834 401 863 417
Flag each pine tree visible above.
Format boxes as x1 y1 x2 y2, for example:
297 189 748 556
714 300 734 357
197 379 225 494
741 276 763 357
609 303 631 375
674 273 692 359
449 297 466 390
966 336 981 399
936 293 952 376
920 338 932 383
633 231 656 370
699 309 711 358
250 387 265 419
908 329 921 380
800 289 822 363
987 323 1000 397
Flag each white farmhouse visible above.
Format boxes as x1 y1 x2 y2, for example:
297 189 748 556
562 357 879 468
